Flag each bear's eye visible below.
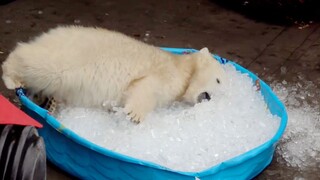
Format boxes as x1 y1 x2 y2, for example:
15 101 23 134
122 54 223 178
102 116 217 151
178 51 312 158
216 78 220 84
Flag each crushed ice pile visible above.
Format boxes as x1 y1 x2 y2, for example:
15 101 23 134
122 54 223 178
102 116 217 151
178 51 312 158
272 79 320 170
56 64 280 172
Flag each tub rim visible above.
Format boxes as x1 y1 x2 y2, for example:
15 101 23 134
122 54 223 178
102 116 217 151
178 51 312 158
16 47 288 177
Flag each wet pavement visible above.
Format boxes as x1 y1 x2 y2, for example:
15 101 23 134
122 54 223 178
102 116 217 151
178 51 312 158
0 0 319 179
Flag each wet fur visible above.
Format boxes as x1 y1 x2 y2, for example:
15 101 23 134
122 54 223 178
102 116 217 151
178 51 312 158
2 26 226 123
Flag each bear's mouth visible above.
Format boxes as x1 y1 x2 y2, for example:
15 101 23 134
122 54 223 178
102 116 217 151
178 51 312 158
197 92 211 103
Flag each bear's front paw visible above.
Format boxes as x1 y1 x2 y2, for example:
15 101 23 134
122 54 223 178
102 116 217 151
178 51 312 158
124 106 145 124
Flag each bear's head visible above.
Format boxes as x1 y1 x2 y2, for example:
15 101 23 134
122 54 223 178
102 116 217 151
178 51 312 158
182 47 227 104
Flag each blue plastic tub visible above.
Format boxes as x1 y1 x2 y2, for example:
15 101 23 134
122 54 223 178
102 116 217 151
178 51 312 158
17 48 287 180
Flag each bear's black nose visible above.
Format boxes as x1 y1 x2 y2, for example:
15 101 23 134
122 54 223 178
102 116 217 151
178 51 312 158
197 92 211 103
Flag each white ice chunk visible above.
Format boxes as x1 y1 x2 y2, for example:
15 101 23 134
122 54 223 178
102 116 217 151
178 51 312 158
56 64 280 172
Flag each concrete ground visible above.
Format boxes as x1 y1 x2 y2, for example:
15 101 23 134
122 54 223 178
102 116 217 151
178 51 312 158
0 0 319 179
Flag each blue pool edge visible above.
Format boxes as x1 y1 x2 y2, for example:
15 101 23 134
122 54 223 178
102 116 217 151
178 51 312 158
17 47 288 179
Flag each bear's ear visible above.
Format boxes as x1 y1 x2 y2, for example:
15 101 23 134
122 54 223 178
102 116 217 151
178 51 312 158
199 47 210 55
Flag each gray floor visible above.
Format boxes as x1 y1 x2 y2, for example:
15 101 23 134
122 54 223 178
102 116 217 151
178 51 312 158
0 0 319 179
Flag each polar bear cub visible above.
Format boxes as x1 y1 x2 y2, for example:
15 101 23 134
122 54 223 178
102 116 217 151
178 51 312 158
2 26 227 123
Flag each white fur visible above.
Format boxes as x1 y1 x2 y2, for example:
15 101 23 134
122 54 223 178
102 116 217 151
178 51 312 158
1 26 226 123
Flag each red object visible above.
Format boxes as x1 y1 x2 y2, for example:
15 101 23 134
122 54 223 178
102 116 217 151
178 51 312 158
0 95 42 128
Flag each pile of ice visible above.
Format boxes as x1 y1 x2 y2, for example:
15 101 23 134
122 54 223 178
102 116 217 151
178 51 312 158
56 64 280 172
272 79 320 169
